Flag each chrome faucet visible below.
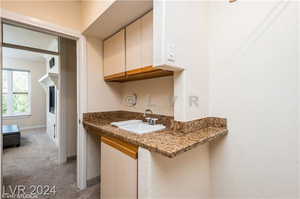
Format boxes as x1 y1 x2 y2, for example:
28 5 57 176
144 109 153 117
144 109 158 125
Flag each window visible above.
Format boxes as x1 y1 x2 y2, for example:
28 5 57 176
2 69 31 117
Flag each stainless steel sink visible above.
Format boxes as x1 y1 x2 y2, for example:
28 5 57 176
111 120 165 134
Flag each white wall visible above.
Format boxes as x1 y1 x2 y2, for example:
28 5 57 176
60 38 77 158
2 57 47 130
120 76 173 116
138 145 211 199
86 36 121 180
81 0 115 32
154 1 210 122
153 2 212 198
298 3 300 197
2 0 82 31
209 1 298 199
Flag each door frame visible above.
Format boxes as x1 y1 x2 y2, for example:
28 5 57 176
0 9 88 190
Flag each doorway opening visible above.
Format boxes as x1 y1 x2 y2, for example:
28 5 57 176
0 21 89 199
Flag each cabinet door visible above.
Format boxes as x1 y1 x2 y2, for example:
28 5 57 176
103 29 125 77
126 18 142 71
101 138 138 199
141 10 153 67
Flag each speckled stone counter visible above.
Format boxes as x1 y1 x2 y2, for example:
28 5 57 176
83 111 228 158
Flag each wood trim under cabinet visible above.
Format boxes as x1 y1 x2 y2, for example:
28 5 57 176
104 72 126 81
124 66 173 82
104 65 173 82
125 68 173 82
101 136 138 159
126 65 158 75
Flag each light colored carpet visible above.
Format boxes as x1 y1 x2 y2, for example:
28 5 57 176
3 128 99 199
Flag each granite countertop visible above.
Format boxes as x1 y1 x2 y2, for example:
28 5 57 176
83 111 228 158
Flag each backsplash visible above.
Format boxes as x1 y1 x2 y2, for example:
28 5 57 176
120 76 174 116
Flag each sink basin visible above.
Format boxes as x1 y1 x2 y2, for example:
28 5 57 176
111 120 142 127
111 120 166 134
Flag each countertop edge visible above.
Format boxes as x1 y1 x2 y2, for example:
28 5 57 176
83 121 228 158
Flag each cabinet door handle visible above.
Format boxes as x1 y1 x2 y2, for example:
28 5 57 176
101 136 138 159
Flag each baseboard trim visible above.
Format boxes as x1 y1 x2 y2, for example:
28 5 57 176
20 125 46 131
87 176 100 187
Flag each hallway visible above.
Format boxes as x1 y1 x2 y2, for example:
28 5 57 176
3 128 99 199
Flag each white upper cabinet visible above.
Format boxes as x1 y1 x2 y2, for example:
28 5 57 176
126 17 142 71
103 29 126 77
141 10 153 67
104 9 172 82
126 11 153 72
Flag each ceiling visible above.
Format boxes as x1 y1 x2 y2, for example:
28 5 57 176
84 0 153 39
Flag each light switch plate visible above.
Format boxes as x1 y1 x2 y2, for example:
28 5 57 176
167 44 176 63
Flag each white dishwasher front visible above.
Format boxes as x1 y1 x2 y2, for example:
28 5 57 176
101 136 138 199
